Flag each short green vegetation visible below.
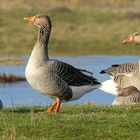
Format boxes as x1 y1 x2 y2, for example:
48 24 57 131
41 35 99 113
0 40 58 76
0 104 140 140
0 0 140 56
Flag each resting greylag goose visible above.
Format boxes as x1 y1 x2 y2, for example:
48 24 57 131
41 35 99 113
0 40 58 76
24 14 100 113
113 86 140 105
99 32 140 96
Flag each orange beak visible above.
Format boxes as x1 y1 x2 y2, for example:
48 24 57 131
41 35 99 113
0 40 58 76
122 35 134 44
24 16 35 23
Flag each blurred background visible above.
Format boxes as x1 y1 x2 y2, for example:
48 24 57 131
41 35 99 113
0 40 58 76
0 0 140 56
0 0 140 107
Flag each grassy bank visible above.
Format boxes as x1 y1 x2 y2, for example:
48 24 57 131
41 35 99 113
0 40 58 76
0 104 140 139
0 1 140 56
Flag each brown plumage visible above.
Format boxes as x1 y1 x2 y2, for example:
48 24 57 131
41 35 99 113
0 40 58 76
99 32 140 95
113 86 140 105
24 14 100 113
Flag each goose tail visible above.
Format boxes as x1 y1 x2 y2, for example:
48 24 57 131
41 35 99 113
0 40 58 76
99 79 118 95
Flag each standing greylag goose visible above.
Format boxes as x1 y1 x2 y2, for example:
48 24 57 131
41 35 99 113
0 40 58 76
113 86 140 105
99 32 140 96
24 14 100 113
123 32 140 45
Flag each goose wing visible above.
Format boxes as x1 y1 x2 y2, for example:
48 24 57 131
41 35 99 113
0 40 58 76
100 62 140 88
48 59 100 86
100 62 139 77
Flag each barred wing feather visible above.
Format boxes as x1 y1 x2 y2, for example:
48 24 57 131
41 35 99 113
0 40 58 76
48 60 100 86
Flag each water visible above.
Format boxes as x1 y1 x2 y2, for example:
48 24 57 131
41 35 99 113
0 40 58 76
0 55 139 107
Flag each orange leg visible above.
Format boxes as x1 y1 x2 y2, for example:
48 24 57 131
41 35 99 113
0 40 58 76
47 101 57 113
55 98 61 113
116 86 122 92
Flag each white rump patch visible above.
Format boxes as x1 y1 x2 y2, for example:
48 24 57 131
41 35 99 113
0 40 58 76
99 79 118 95
70 85 99 100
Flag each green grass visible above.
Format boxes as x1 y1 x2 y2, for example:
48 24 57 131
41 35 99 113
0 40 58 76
0 104 140 140
0 1 140 56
